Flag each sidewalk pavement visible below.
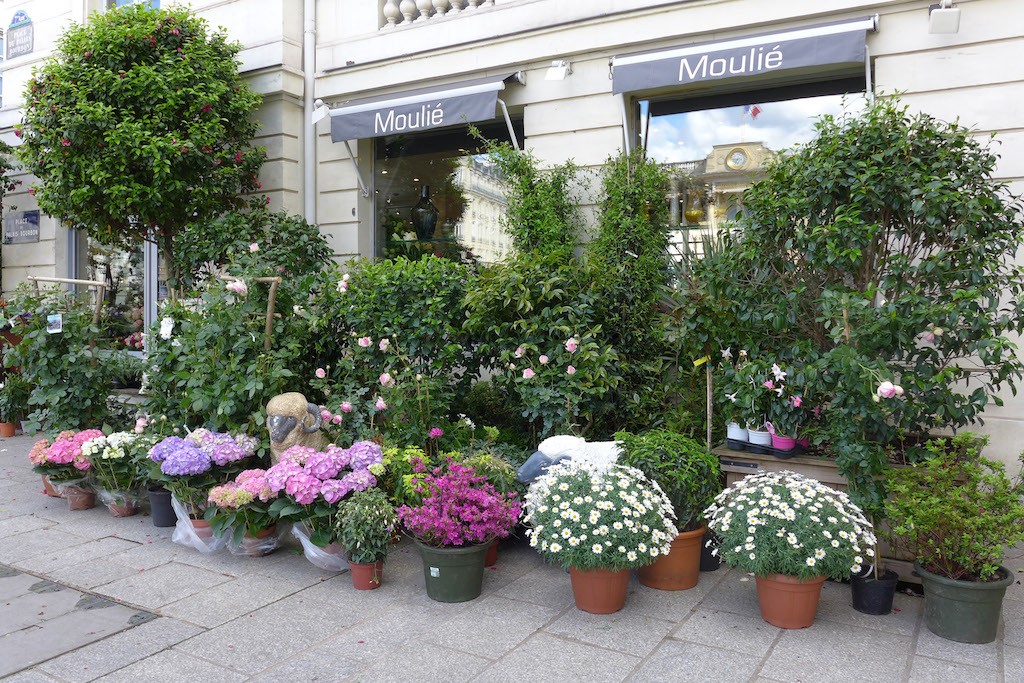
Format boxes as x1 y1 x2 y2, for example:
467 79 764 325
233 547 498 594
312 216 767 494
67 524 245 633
1 433 1021 682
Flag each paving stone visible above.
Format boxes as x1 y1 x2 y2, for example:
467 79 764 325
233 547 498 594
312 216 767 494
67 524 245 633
0 586 84 636
160 573 306 628
240 548 341 586
316 602 455 663
0 603 140 677
0 571 39 600
0 516 54 539
671 607 780 656
1002 593 1024 648
545 604 674 657
38 617 203 683
692 570 762 618
423 595 560 658
94 650 246 683
759 618 913 683
0 528 91 564
629 640 762 682
907 655 1000 683
96 561 232 609
346 640 490 683
494 564 574 610
0 669 63 682
623 577 711 623
481 632 639 683
913 624 1000 669
813 579 923 637
45 559 140 590
249 651 365 682
1005 644 1024 682
17 536 141 574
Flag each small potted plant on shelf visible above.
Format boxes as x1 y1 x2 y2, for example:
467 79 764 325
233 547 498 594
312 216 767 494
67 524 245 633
336 487 398 590
883 433 1024 644
207 469 281 557
704 469 876 629
82 430 155 517
264 440 383 567
717 348 753 447
29 429 104 509
398 458 521 603
523 459 678 614
616 429 721 591
763 360 815 453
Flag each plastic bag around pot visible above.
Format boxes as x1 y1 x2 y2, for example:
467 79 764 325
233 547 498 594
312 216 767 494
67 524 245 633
291 523 348 572
94 487 142 517
227 525 284 557
170 494 230 554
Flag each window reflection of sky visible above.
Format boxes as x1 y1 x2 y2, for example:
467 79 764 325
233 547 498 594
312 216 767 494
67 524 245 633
644 94 868 164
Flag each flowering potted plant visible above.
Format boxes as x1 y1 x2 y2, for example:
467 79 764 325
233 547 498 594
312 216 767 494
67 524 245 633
523 460 678 614
704 470 875 628
264 440 382 554
716 348 754 444
207 469 280 557
397 458 521 603
335 487 398 589
0 374 29 436
82 431 156 517
29 429 104 509
762 361 817 451
616 430 720 590
883 433 1024 643
148 428 259 541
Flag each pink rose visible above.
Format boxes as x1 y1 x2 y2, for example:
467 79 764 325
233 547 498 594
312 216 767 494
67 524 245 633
375 397 387 411
320 409 332 421
225 280 248 296
539 355 549 365
565 338 578 353
523 368 535 379
379 338 390 352
876 381 897 399
566 365 576 375
249 242 259 252
340 402 353 413
315 367 326 379
332 415 343 424
358 336 372 348
514 346 525 358
379 372 394 387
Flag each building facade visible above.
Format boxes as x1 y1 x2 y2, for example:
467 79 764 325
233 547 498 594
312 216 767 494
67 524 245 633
2 0 1023 464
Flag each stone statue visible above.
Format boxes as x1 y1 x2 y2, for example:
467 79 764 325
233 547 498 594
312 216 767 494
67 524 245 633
266 392 328 465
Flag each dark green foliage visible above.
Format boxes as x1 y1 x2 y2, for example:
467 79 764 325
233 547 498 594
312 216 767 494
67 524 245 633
616 429 721 531
16 4 265 282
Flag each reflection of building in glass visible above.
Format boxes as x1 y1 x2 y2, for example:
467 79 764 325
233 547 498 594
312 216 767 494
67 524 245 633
667 141 776 258
454 156 510 264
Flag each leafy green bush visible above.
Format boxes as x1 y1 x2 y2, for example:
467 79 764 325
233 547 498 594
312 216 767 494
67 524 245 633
884 433 1024 582
616 429 721 531
335 487 398 565
310 257 475 449
4 289 112 431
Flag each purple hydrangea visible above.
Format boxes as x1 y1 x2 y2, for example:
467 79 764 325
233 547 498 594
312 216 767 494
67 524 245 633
319 478 352 504
279 445 316 465
325 444 352 470
304 450 343 480
208 433 248 466
341 468 377 494
149 436 189 464
285 472 323 505
160 443 211 476
234 434 260 458
266 460 303 492
347 440 383 470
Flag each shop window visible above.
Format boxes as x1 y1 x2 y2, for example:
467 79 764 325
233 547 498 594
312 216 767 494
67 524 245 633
374 121 520 263
106 0 160 9
645 93 867 257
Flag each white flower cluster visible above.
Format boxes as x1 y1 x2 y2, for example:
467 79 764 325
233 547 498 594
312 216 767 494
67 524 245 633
704 470 876 577
81 431 138 461
523 459 678 568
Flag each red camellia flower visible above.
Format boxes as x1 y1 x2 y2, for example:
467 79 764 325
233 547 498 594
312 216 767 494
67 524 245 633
61 138 71 147
201 104 212 113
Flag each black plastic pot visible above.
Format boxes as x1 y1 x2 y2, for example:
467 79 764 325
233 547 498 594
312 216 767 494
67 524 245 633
851 567 898 615
148 486 176 527
699 530 721 572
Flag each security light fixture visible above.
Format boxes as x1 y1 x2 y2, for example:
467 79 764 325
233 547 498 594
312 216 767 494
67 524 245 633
544 60 572 81
929 1 960 34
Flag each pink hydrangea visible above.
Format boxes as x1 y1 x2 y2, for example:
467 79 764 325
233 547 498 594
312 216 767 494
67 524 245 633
236 469 276 502
319 478 351 504
279 445 316 466
266 460 304 491
305 450 342 480
285 472 323 505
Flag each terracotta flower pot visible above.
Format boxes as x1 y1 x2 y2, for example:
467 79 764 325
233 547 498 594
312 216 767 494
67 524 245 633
65 485 95 511
41 475 61 498
241 526 278 557
755 573 826 628
0 422 16 437
484 538 499 567
350 560 385 590
568 566 631 614
190 517 214 541
106 500 138 518
638 525 706 590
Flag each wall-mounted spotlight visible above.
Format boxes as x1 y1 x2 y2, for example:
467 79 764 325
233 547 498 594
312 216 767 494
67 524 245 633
929 0 960 34
544 60 573 81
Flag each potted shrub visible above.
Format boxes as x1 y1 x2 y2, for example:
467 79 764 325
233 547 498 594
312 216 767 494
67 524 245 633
336 487 398 590
883 433 1024 643
523 460 678 614
456 448 524 566
705 470 876 628
207 469 281 557
397 458 521 603
82 431 155 517
616 429 720 590
0 374 29 436
29 429 104 509
264 440 383 566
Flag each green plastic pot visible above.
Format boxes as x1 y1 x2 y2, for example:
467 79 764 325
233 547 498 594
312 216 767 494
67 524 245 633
917 563 1013 644
413 539 489 603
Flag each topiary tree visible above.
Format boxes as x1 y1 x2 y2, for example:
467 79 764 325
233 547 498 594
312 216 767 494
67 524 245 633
691 97 1024 513
16 3 265 286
